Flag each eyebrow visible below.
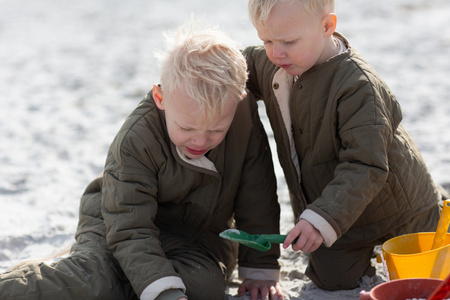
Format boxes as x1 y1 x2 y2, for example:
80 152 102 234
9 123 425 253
176 120 228 132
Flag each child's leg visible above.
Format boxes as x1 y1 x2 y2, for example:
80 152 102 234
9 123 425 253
164 245 228 299
0 233 137 300
305 244 375 291
305 203 443 291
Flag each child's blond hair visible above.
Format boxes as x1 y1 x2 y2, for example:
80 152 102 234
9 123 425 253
248 0 335 27
156 18 248 119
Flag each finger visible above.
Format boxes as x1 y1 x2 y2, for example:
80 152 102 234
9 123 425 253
311 239 323 252
304 234 323 252
283 227 301 249
269 285 277 300
237 283 247 296
250 287 259 300
277 284 285 300
292 233 308 251
303 240 315 252
269 286 275 299
283 232 295 249
260 286 269 300
303 233 319 252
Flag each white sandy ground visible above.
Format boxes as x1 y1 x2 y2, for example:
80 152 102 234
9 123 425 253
1 0 449 299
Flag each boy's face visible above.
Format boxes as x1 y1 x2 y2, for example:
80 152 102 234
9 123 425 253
155 86 239 159
256 1 330 76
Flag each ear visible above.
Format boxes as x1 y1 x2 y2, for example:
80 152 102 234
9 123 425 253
239 92 248 101
152 84 164 110
323 13 337 37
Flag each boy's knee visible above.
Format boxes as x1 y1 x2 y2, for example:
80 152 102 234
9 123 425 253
185 265 226 298
306 258 375 291
305 244 377 291
307 267 353 290
172 257 227 298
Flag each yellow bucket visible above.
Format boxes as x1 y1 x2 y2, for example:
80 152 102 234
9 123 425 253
378 200 450 280
379 232 450 280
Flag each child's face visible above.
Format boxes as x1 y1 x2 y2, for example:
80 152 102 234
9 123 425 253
256 1 329 76
160 87 239 159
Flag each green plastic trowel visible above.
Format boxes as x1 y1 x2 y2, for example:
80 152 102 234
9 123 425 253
219 229 291 252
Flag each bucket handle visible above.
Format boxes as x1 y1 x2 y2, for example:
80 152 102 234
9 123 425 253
376 252 391 281
431 200 450 250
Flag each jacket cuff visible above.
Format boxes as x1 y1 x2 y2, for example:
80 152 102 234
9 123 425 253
154 289 186 300
238 266 280 281
299 209 338 247
140 276 186 300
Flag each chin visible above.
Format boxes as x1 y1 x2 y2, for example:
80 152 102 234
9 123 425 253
287 67 302 75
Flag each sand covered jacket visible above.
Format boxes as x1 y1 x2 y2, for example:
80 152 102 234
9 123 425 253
100 91 280 298
243 33 442 248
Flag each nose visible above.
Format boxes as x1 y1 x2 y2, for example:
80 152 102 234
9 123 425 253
191 132 208 148
271 44 286 59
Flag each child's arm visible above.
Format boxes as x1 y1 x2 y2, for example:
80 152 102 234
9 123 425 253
232 94 283 295
101 106 186 299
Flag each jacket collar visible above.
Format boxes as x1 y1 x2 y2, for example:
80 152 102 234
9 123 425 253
175 146 218 173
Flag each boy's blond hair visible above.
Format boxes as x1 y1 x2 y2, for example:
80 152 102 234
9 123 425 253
156 18 248 119
248 0 335 27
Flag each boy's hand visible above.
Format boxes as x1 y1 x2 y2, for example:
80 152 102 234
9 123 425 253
283 219 323 252
238 279 284 300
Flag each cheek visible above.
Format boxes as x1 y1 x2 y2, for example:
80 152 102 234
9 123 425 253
167 128 186 146
290 46 315 64
290 50 305 63
264 46 274 61
210 133 227 146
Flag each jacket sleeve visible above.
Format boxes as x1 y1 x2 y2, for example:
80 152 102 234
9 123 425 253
232 94 281 280
243 46 275 101
101 125 185 298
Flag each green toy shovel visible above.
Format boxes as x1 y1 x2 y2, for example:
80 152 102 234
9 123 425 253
219 229 291 252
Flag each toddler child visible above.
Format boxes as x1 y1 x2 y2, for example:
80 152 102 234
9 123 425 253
0 19 284 300
243 0 447 291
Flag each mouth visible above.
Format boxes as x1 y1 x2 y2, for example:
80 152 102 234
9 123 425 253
279 64 292 69
186 147 207 156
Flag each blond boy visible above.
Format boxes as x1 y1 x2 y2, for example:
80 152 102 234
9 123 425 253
0 21 283 300
244 0 445 291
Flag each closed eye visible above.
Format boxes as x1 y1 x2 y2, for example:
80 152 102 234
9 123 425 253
282 40 297 46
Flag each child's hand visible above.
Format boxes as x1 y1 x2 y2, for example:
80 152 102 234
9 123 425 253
283 219 323 252
238 279 284 300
